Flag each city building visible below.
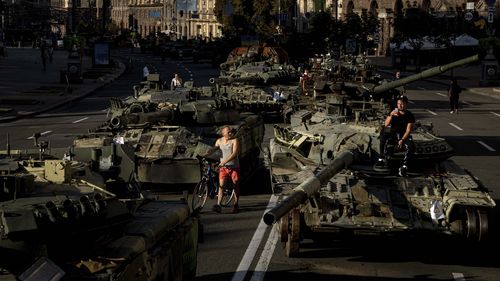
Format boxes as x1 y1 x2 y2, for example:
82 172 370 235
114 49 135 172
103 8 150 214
110 0 221 39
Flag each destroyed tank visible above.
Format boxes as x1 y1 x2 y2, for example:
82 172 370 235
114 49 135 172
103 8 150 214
219 44 290 73
0 139 200 280
211 46 300 120
304 54 479 103
74 90 265 186
262 54 494 257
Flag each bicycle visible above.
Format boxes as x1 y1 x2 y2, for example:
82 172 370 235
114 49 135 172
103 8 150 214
191 157 235 211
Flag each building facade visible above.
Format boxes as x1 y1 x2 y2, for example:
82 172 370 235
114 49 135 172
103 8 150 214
107 0 499 50
110 0 221 39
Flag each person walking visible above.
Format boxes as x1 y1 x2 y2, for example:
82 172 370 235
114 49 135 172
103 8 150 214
448 78 462 114
299 69 311 95
40 38 47 71
142 63 150 81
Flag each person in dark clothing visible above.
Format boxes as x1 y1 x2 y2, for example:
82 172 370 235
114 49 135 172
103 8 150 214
375 96 415 177
448 78 462 114
40 39 47 71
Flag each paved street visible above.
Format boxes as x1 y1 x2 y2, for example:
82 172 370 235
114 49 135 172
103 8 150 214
2 48 500 281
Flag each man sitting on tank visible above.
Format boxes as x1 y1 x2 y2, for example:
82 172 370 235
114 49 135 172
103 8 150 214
375 96 415 177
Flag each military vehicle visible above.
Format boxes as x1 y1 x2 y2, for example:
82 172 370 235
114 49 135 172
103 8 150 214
262 54 495 257
210 45 301 121
302 54 478 103
72 81 265 187
219 45 290 73
0 136 200 280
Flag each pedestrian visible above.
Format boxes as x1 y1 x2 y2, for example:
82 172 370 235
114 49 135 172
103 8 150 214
142 63 150 81
448 78 462 114
0 39 4 57
395 70 406 95
299 69 310 95
40 39 47 71
375 96 415 177
202 125 241 213
47 39 54 63
170 73 183 90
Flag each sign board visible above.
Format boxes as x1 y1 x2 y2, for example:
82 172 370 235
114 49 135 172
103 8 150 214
466 2 475 10
93 43 110 66
465 12 473 21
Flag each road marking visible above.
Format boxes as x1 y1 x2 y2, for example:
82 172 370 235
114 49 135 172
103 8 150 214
449 123 464 131
417 86 426 90
452 272 466 281
425 109 438 116
461 100 472 106
491 112 500 117
436 92 447 97
249 224 279 281
72 117 89 123
232 195 279 281
477 141 496 152
27 130 52 139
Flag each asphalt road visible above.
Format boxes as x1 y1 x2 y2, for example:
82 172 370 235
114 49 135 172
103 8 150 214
1 53 500 281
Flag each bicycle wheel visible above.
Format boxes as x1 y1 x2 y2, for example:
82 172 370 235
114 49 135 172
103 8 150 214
220 188 235 207
192 179 209 211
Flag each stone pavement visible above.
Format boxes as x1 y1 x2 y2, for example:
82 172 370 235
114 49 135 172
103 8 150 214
369 55 500 100
0 47 125 122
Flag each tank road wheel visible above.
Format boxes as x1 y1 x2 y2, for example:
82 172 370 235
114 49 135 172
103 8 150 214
477 209 489 242
279 213 289 242
191 180 209 211
284 209 301 257
465 207 478 240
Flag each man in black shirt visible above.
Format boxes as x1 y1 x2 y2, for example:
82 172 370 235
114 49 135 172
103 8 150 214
376 96 415 176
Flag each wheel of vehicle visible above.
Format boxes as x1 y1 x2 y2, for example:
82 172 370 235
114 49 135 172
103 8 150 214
219 188 235 207
191 179 209 211
477 208 489 242
284 208 300 257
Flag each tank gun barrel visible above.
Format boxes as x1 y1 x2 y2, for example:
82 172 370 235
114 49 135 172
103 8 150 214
263 151 355 225
372 54 479 94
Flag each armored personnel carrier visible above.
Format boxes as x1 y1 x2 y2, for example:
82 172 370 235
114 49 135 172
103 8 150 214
262 54 495 257
0 139 200 280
